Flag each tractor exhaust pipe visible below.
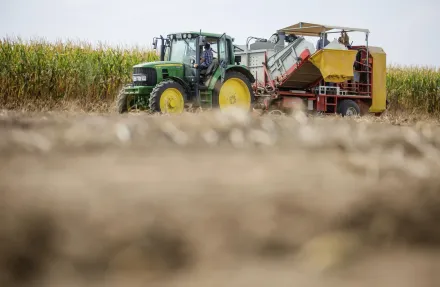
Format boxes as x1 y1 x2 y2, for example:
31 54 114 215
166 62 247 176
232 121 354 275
159 36 166 61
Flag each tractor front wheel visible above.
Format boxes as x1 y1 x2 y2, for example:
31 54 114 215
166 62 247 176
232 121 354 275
149 79 186 114
212 71 255 112
116 87 129 114
337 99 360 117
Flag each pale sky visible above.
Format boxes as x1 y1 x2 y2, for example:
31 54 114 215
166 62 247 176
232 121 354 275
2 0 439 67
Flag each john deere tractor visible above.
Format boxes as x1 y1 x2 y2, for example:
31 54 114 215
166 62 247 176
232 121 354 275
117 32 256 114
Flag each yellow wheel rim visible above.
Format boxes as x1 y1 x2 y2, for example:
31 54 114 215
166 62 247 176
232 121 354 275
219 78 251 110
159 88 185 113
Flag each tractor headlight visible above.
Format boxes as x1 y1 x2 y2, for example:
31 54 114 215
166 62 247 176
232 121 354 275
133 75 147 82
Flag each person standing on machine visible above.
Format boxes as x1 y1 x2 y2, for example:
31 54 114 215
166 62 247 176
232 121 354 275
316 33 330 50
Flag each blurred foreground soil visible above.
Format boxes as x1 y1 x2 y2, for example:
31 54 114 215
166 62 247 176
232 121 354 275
1 109 440 287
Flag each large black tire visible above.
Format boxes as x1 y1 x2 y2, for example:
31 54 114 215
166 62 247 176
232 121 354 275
149 79 187 113
212 71 255 111
116 88 129 114
337 99 361 117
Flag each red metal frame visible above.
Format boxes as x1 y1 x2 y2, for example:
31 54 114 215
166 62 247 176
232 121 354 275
275 46 374 114
338 46 373 97
253 45 375 115
262 55 276 91
263 51 267 88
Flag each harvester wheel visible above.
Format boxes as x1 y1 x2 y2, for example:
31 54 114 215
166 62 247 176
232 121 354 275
149 79 186 114
337 99 360 117
212 71 255 112
116 87 129 114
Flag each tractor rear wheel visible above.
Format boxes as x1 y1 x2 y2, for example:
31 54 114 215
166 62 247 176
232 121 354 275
116 87 129 114
212 71 255 111
149 79 186 114
337 99 360 117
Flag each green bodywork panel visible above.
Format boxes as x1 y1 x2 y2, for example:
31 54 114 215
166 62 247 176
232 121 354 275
134 61 183 69
124 86 153 95
126 61 185 95
135 61 185 82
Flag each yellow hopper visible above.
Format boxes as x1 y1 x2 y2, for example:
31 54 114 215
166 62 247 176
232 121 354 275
308 49 358 83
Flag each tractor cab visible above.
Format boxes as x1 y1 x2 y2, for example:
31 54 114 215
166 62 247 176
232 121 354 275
154 32 232 87
196 37 220 84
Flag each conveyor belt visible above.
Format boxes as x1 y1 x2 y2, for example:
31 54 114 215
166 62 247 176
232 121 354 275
277 48 359 89
278 60 322 89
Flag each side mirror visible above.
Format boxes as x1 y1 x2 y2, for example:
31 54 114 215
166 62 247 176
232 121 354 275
152 38 157 50
234 55 241 65
190 59 195 65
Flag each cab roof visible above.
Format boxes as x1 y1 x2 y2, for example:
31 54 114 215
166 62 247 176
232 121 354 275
277 22 370 36
168 31 233 40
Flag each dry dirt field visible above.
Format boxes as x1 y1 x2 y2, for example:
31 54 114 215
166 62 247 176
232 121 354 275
1 108 440 287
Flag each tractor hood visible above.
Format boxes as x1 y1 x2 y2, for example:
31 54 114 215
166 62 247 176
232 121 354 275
134 61 184 68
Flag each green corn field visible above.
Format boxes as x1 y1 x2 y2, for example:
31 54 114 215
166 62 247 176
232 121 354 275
1 37 439 113
386 64 440 114
0 37 159 110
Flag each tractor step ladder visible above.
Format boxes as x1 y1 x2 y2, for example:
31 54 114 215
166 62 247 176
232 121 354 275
317 86 340 113
199 90 212 108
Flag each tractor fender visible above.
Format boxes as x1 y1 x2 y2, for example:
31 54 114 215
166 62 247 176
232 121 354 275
207 66 255 90
226 66 255 83
165 76 191 97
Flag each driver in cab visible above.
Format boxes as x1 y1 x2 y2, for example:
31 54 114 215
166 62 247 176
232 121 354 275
193 43 213 70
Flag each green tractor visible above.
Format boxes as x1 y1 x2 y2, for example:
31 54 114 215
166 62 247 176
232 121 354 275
117 32 256 114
